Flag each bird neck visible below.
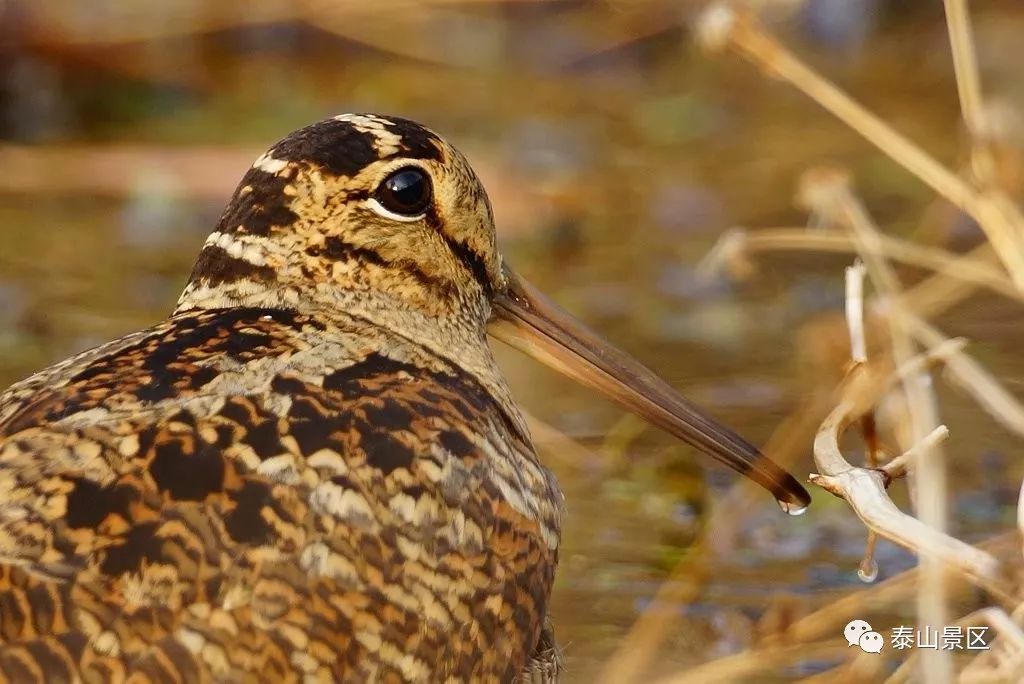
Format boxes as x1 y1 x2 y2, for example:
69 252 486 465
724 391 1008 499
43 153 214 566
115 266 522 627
173 278 532 444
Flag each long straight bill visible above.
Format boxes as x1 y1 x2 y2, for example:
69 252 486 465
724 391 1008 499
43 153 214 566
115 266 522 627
488 266 810 513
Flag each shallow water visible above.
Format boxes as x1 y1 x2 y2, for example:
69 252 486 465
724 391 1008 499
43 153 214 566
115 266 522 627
2 2 1024 679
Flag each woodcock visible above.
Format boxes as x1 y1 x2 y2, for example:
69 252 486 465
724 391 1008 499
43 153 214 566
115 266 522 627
0 114 810 683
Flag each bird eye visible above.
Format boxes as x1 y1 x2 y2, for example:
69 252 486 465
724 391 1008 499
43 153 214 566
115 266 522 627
371 166 432 220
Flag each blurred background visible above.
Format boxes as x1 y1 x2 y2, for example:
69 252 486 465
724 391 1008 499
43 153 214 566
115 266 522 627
2 0 1024 679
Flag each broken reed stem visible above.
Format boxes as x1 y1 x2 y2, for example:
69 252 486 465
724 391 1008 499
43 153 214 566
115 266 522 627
845 262 868 364
810 217 1005 597
844 261 880 580
881 426 950 480
809 343 1008 599
804 174 953 680
697 2 1024 289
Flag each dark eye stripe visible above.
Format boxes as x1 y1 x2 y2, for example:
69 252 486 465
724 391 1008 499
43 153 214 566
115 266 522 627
443 236 493 299
422 208 493 299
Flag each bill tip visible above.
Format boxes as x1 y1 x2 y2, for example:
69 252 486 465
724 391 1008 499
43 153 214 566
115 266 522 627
776 497 809 516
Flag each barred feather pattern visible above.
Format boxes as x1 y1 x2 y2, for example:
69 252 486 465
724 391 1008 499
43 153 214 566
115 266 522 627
0 307 561 682
0 114 565 682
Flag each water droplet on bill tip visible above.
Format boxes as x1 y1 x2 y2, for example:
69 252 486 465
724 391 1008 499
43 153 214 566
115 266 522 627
777 499 808 516
858 559 879 583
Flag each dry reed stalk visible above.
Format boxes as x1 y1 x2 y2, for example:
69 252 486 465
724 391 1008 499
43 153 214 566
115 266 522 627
650 532 1018 681
696 225 1024 440
885 606 1024 683
20 0 551 46
879 426 949 481
601 326 1008 680
808 338 1005 595
688 531 1021 681
618 2 1024 679
525 411 610 471
900 311 1024 439
845 261 868 364
696 227 1021 303
897 243 1002 318
806 289 1013 681
943 0 986 140
943 0 1006 200
782 531 1017 645
696 2 1024 289
676 197 1024 682
651 642 851 684
1019 480 1024 565
796 658 889 684
799 170 955 679
844 263 882 579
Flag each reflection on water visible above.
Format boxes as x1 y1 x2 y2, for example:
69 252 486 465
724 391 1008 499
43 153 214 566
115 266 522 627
2 2 1024 679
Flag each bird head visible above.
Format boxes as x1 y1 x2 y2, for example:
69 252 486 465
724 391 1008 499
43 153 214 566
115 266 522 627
178 113 502 320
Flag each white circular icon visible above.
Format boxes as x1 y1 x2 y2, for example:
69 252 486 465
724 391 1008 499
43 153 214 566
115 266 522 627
859 631 884 653
844 619 873 647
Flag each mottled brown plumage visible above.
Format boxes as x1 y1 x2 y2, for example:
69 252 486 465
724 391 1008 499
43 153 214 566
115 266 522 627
0 114 807 683
0 114 561 682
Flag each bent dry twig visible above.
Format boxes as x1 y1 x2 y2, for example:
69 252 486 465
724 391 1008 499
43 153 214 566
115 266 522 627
809 342 1005 597
799 167 956 679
